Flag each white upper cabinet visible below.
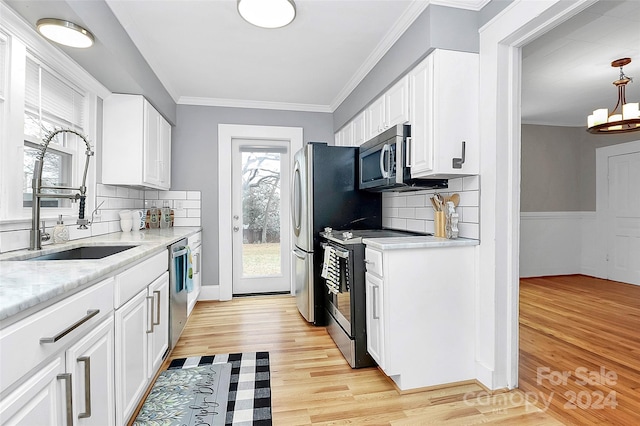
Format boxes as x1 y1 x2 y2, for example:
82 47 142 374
408 49 479 178
102 94 172 190
352 111 366 146
365 76 410 140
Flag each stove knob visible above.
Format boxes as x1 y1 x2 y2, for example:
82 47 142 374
342 232 353 239
324 227 333 234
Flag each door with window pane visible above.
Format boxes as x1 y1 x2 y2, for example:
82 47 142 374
231 139 290 294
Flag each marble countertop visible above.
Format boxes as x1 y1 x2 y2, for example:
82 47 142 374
363 235 479 250
0 227 201 326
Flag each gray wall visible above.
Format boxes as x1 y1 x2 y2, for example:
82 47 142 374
521 124 640 212
333 5 480 131
171 105 333 286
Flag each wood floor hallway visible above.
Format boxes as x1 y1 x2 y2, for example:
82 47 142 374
144 295 560 425
520 275 640 425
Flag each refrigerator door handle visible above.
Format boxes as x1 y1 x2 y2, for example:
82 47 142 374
292 248 306 260
291 162 301 236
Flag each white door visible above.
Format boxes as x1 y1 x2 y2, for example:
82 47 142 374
607 151 640 285
147 273 169 378
232 139 291 294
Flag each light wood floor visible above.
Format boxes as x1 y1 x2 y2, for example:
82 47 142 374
136 295 561 425
519 275 640 425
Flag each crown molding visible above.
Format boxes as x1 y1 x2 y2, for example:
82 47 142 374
429 0 491 12
329 1 430 112
178 96 332 113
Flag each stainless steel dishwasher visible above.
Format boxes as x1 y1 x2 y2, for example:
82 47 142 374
169 238 189 349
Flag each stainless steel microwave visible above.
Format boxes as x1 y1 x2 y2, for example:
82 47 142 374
358 124 447 192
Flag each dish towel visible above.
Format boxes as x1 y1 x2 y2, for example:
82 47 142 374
321 246 334 279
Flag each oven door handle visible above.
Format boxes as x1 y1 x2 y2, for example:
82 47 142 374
320 242 349 259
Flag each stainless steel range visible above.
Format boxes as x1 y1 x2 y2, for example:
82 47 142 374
319 228 427 368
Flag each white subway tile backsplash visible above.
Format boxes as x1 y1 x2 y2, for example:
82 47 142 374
406 194 426 207
398 207 415 219
384 207 399 218
159 190 187 200
381 176 480 240
406 219 426 233
458 190 479 207
463 175 480 191
389 218 407 229
0 184 201 252
446 178 463 192
415 207 434 220
461 206 479 223
173 217 201 227
457 222 479 240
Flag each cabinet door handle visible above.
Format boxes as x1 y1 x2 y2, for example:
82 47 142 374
452 141 466 169
373 286 380 320
40 309 100 344
153 290 161 326
146 296 155 333
77 356 92 419
57 373 73 426
194 253 200 274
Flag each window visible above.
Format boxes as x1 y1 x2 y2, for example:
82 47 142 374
23 54 87 209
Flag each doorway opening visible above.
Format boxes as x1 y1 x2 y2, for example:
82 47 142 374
232 141 290 295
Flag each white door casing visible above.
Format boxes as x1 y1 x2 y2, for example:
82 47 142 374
218 125 303 301
478 0 598 390
596 140 640 285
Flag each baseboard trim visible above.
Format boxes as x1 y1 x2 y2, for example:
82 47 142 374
198 285 220 301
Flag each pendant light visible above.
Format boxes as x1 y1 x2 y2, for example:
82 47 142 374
36 18 94 48
587 58 640 134
237 0 296 29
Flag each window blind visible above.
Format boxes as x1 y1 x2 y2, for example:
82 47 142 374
25 55 85 129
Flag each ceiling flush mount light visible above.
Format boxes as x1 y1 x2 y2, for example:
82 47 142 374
36 18 95 48
587 58 640 134
237 0 296 29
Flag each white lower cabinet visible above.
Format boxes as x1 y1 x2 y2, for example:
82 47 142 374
66 316 115 425
0 356 66 425
114 289 148 425
0 278 115 426
147 273 169 378
115 271 169 425
364 272 385 371
364 245 476 391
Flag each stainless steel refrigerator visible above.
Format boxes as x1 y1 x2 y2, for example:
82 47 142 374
291 142 381 325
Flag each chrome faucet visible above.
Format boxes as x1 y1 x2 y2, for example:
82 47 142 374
30 129 94 250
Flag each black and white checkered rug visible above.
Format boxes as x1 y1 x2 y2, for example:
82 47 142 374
167 352 272 426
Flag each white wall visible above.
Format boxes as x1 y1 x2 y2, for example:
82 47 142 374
519 212 597 277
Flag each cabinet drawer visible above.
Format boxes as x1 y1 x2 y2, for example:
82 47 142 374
0 277 114 394
115 250 167 308
365 248 383 277
188 232 201 249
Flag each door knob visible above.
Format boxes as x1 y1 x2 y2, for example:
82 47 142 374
233 226 240 232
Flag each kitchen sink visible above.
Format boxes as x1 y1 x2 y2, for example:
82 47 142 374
27 245 138 261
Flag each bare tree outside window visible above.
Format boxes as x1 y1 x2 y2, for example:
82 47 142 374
241 151 282 276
